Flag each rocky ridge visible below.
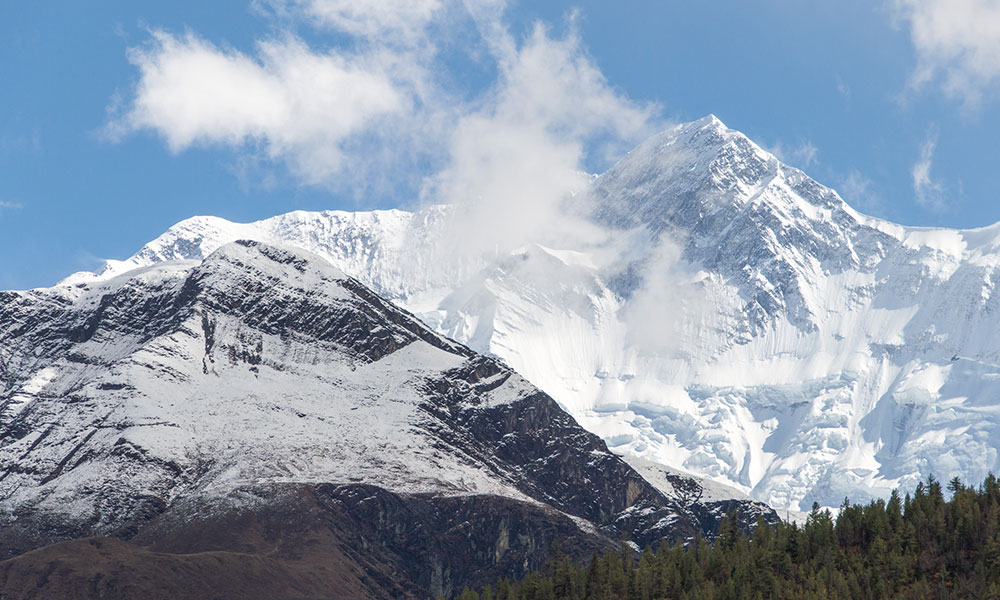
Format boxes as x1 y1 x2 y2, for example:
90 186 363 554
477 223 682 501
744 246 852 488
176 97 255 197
0 239 775 598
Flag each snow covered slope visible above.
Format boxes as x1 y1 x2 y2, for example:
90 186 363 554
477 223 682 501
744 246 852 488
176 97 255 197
0 240 774 570
46 116 1000 512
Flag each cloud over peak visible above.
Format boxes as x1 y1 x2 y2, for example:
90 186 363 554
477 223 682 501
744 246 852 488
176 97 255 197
423 21 656 257
106 0 659 247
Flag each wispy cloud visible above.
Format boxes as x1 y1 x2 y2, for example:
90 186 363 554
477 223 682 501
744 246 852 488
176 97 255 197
0 200 24 214
106 0 659 234
892 0 1000 108
0 131 42 155
425 20 657 258
766 139 819 169
836 75 851 100
260 0 444 41
838 169 884 216
911 128 946 211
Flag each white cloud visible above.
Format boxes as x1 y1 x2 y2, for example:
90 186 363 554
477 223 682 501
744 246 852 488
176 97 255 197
836 76 851 100
108 1 657 214
263 0 443 41
620 236 712 357
912 130 946 210
0 131 41 155
107 31 410 186
766 140 819 169
424 22 657 259
0 200 23 213
838 169 884 215
491 23 653 149
893 0 1000 106
796 141 819 168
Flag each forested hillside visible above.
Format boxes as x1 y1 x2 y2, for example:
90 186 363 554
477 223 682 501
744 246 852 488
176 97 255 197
457 475 1000 600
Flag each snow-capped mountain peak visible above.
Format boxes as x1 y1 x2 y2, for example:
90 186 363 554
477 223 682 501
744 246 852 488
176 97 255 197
32 116 1000 513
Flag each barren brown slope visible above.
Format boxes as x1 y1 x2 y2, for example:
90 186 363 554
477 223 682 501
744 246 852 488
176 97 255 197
0 483 611 600
0 536 377 600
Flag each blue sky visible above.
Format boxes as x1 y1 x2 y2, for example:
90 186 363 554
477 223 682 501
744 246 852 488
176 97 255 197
3 0 1000 290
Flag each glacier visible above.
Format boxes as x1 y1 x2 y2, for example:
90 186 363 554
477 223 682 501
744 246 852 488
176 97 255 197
52 115 1000 511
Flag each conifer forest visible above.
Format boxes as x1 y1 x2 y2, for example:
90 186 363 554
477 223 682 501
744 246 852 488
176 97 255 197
456 475 1000 600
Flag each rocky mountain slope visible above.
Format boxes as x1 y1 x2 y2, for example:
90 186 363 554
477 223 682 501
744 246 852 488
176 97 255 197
58 116 1000 513
0 240 773 598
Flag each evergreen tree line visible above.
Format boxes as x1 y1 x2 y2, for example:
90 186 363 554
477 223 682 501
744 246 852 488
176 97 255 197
449 474 1000 600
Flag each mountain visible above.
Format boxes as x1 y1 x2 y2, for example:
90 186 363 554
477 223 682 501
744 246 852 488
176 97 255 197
0 239 774 598
54 116 1000 512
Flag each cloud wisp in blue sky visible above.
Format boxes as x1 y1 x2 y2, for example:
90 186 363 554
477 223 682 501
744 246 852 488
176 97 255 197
911 127 946 211
892 0 1000 109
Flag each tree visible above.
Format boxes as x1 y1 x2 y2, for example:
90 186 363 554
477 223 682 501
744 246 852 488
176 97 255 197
477 474 1000 600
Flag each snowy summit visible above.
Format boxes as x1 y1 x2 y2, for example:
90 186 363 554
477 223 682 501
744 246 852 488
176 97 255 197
25 116 1000 512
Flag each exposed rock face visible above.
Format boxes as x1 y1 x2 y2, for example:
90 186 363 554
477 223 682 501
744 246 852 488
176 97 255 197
0 240 775 598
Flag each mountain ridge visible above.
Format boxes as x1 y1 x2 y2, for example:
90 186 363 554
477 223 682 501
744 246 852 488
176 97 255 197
1 238 776 597
22 115 1000 512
